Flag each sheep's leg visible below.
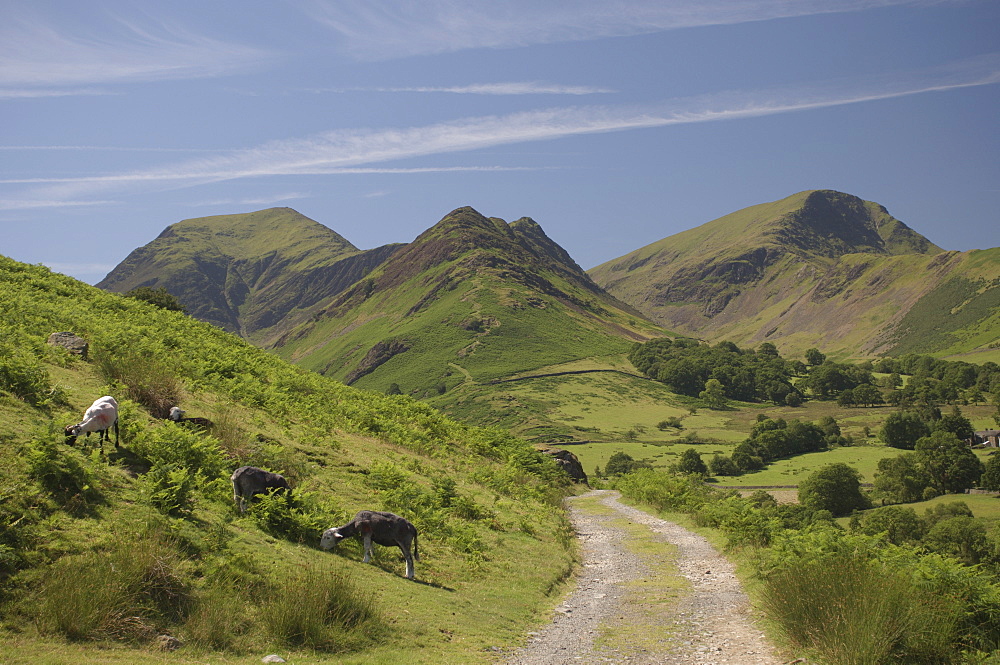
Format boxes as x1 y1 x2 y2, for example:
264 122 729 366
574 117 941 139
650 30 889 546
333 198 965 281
401 545 415 579
362 534 373 563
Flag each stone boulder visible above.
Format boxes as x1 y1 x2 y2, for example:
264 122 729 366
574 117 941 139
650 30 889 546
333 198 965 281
541 448 588 484
46 332 89 359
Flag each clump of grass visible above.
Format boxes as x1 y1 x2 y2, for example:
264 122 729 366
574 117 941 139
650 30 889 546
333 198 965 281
759 552 959 664
182 582 254 652
94 348 181 418
258 563 382 651
34 527 190 642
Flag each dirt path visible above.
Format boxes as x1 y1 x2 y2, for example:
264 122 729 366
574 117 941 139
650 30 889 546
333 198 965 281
503 490 786 665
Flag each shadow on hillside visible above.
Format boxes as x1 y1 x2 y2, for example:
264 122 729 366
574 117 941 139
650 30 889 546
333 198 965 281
106 445 151 476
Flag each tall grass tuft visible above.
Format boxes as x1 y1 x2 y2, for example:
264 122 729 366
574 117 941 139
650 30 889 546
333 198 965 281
258 563 381 651
759 552 959 665
94 348 181 418
183 583 254 652
34 527 189 642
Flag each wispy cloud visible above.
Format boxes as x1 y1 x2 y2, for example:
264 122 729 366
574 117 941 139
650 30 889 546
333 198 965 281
187 192 311 207
0 145 219 153
0 87 117 100
301 0 938 60
5 53 997 208
0 199 117 211
310 82 615 95
0 7 273 92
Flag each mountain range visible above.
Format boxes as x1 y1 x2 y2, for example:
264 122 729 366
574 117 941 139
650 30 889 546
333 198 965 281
98 190 1000 405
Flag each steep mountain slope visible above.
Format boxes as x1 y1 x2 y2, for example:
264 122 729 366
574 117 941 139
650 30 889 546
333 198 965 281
271 206 662 394
98 208 402 344
589 190 999 359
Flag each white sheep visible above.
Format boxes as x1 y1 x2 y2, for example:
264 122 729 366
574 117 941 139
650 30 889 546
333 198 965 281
65 395 119 447
168 406 214 429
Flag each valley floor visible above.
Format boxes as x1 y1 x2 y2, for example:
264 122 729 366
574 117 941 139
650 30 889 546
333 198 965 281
501 490 786 665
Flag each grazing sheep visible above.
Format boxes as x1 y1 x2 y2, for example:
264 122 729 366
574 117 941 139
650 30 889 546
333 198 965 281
168 406 214 429
230 465 290 514
65 395 119 448
321 511 419 579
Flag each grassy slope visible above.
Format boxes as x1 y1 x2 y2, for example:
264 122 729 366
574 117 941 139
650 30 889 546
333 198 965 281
0 256 577 664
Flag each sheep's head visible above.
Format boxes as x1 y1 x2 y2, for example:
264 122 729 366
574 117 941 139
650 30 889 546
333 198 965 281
320 528 345 550
168 406 185 421
64 424 81 443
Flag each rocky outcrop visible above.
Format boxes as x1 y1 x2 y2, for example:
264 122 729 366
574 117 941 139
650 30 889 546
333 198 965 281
47 332 88 359
344 339 411 385
541 448 588 484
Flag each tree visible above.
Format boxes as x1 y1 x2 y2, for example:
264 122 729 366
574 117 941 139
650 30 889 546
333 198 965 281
757 342 779 357
933 406 975 442
805 348 826 366
798 463 870 517
922 517 992 565
850 505 925 545
699 378 728 409
914 430 985 494
124 286 186 313
873 453 931 504
605 452 637 476
837 388 856 407
853 384 883 407
981 454 1000 492
386 382 402 395
879 411 931 449
676 448 708 476
709 454 740 476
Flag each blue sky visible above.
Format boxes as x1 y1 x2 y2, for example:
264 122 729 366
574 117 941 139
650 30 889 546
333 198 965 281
2 0 998 284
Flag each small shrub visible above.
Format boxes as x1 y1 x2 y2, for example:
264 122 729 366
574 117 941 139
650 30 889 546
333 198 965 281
34 528 190 642
258 563 381 651
23 429 102 511
129 422 227 480
137 463 197 516
249 491 322 543
760 552 960 665
0 342 62 406
94 348 181 418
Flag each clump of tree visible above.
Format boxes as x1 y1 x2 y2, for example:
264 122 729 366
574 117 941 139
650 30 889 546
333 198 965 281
714 415 833 475
875 354 1000 408
629 339 1000 412
798 462 871 517
851 501 997 566
874 429 985 503
674 448 708 476
879 405 975 449
628 338 800 404
124 286 187 313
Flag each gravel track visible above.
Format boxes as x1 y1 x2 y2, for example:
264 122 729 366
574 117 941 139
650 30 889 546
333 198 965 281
503 490 786 665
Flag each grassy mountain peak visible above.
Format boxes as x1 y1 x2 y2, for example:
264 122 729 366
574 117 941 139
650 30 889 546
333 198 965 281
269 205 660 395
589 190 997 360
99 208 399 343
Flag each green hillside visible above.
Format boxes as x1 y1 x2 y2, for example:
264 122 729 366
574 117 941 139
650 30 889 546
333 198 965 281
589 190 998 360
270 207 664 397
0 255 577 664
